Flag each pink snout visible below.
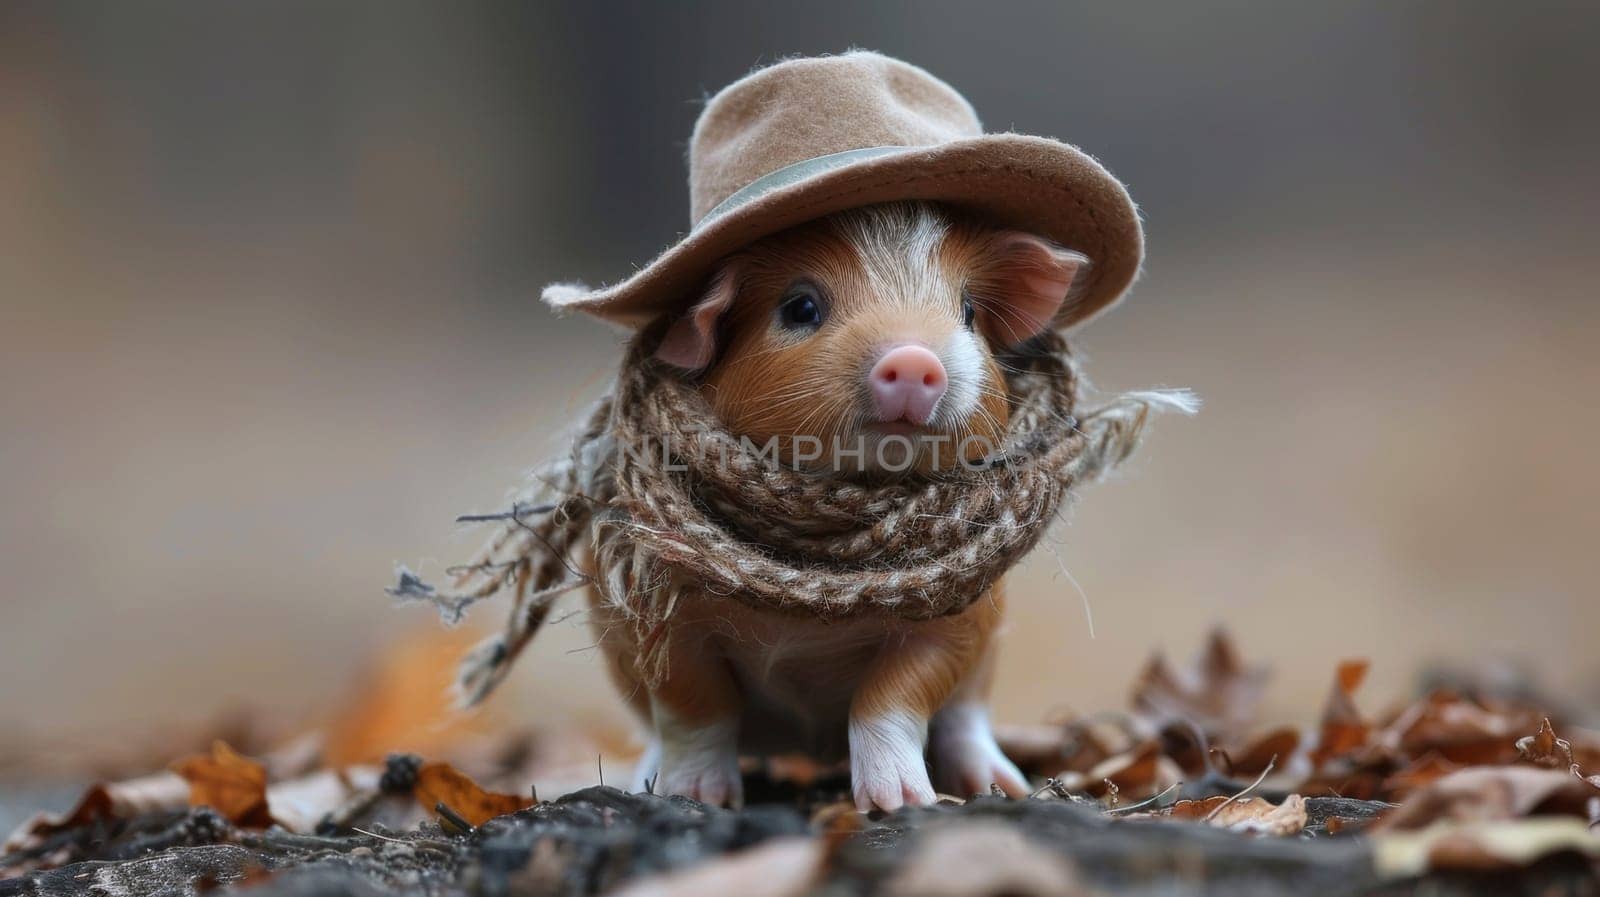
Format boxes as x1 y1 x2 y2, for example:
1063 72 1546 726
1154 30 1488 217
868 344 947 425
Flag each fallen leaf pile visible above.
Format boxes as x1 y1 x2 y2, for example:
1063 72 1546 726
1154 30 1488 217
0 625 605 878
992 628 1600 873
3 626 1598 890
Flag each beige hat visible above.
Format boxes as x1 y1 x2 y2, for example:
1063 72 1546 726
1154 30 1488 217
542 51 1142 330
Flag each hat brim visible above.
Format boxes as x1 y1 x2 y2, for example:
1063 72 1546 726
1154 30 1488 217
543 134 1142 330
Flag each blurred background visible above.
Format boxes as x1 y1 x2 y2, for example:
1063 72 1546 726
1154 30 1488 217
3 0 1598 802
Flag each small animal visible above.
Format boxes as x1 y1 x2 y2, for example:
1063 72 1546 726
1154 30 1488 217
587 200 1088 811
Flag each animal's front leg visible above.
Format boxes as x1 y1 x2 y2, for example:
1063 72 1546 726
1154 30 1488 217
646 624 744 807
929 627 1029 798
848 609 990 812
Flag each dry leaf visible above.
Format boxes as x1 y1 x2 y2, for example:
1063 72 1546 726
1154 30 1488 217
1375 765 1598 832
1221 727 1301 778
1373 818 1600 874
1075 740 1177 801
1515 717 1574 770
1164 793 1309 836
2 771 189 857
1310 660 1371 769
1380 691 1532 766
171 741 275 827
413 761 534 826
1380 753 1462 800
1130 628 1267 740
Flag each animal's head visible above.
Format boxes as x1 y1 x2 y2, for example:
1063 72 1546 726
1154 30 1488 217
656 202 1088 475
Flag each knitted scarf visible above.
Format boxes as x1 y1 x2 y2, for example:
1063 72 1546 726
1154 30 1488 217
388 329 1191 704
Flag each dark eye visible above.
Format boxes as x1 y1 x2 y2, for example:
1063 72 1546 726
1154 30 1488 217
961 293 977 329
777 283 825 330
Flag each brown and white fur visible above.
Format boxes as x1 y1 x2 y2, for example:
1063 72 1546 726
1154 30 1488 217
586 201 1088 811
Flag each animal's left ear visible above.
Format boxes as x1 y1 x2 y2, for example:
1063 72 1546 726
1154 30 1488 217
654 263 739 372
969 233 1089 347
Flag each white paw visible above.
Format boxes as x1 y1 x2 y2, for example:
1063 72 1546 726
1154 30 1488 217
653 715 743 807
656 753 743 807
850 710 936 812
929 703 1029 798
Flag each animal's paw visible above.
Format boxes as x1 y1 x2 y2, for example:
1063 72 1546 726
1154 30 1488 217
655 750 743 807
850 711 936 812
653 717 743 807
929 703 1029 798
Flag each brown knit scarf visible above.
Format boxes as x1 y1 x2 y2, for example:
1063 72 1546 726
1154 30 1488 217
389 328 1191 704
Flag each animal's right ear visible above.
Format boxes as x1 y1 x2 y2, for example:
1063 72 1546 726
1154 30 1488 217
655 264 739 372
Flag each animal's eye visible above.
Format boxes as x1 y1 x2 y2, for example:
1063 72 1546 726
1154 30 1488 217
961 292 977 329
777 283 825 330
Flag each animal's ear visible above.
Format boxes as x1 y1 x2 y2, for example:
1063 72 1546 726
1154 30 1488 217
654 264 739 371
969 233 1089 347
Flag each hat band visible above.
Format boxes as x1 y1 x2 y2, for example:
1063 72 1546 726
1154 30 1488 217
693 146 914 232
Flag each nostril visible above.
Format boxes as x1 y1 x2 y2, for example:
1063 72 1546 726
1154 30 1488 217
922 373 936 386
884 369 897 383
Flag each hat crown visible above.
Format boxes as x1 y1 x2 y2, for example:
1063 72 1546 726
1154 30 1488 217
688 52 982 224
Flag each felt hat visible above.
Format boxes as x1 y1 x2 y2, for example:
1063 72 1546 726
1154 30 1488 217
542 51 1142 330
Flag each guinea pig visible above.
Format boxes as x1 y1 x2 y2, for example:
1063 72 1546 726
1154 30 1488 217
587 200 1088 811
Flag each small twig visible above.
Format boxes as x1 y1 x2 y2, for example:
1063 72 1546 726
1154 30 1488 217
351 827 410 845
530 783 540 804
1105 781 1184 814
434 802 475 836
1204 755 1277 822
455 502 555 524
1028 777 1061 800
1103 779 1120 809
597 755 605 788
443 559 524 578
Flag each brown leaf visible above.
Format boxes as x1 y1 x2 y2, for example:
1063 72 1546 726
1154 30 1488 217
1310 660 1371 769
1222 728 1301 778
1374 765 1597 832
1515 717 1575 769
413 761 534 826
1165 793 1308 836
1080 740 1171 800
1130 628 1268 740
1298 769 1386 801
1325 815 1372 834
1380 752 1462 800
1380 691 1532 766
171 741 275 828
2 771 189 862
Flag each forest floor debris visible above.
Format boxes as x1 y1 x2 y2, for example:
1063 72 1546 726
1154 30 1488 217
3 629 1597 895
